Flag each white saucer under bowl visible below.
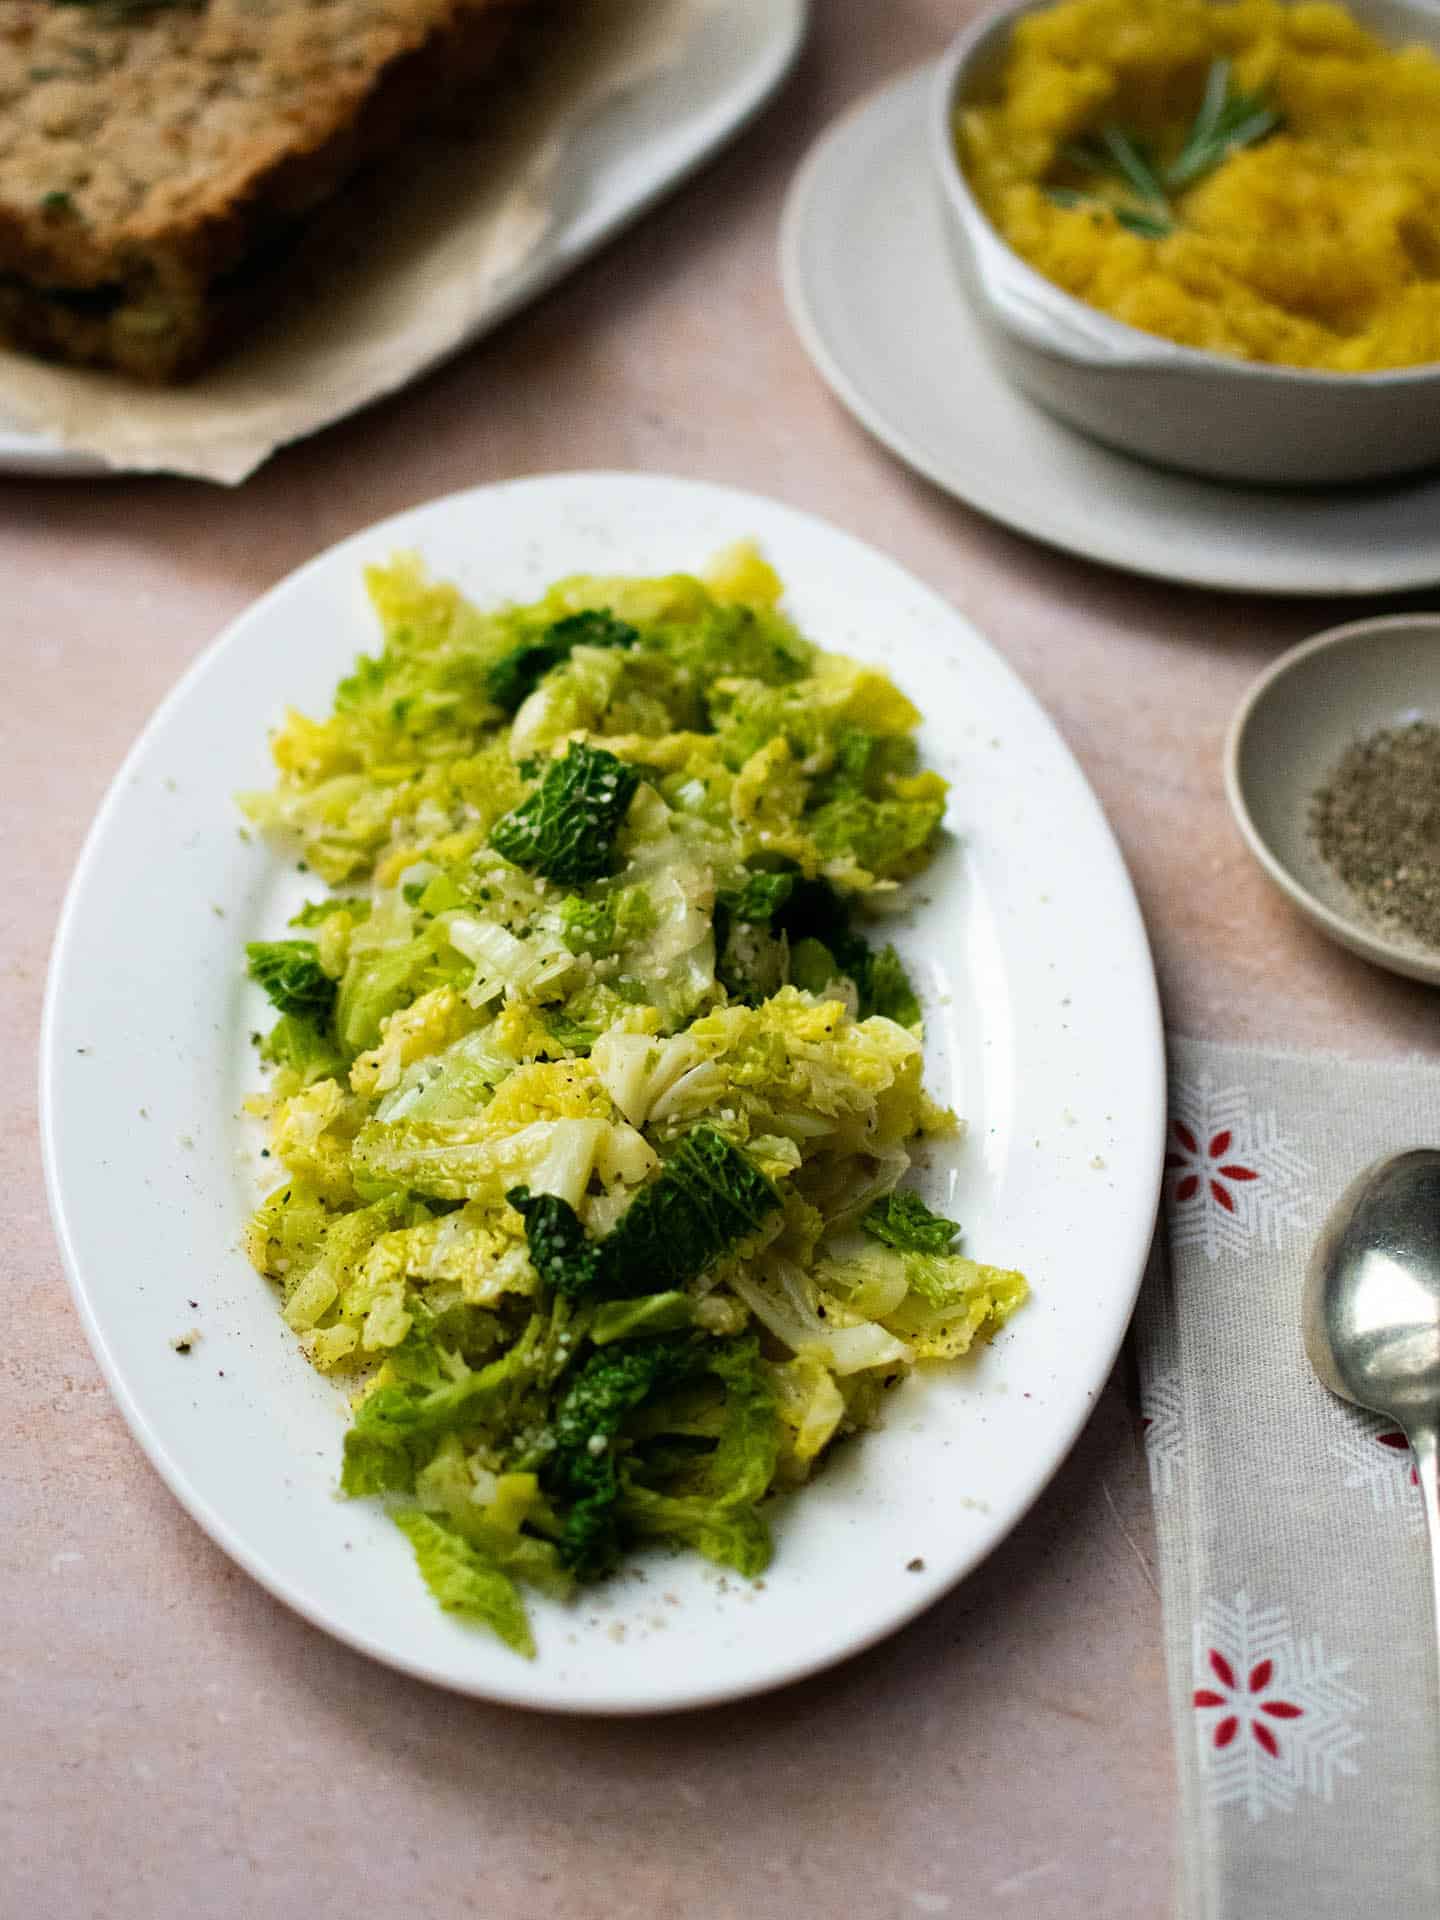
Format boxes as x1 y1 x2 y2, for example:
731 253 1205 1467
780 64 1440 598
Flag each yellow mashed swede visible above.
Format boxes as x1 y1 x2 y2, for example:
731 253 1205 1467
959 0 1440 371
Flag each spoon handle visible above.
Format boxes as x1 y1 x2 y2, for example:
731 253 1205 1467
1413 1424 1440 1673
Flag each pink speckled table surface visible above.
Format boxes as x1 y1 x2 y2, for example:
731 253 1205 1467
4 4 1436 1916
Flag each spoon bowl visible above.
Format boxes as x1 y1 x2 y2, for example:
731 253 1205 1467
1305 1149 1440 1664
1305 1151 1440 1423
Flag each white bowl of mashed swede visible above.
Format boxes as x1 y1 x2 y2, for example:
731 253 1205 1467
931 0 1440 486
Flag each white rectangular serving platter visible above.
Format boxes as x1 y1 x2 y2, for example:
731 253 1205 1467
0 0 807 479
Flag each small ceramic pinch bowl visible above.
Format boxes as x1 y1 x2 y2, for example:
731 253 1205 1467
1225 614 1440 986
930 0 1440 487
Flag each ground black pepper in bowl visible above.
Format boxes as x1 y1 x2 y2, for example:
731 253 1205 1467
1310 721 1440 952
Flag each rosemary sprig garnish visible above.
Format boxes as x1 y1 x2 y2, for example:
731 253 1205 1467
1166 58 1283 189
1045 186 1171 240
1063 127 1168 208
1045 58 1283 239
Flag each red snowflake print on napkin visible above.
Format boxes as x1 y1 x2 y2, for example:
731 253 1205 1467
1165 1078 1311 1262
1194 1649 1303 1760
1328 1405 1426 1534
1165 1122 1258 1213
1376 1430 1419 1484
1191 1593 1364 1820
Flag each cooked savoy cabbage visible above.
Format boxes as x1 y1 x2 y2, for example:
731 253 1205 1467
239 542 1026 1654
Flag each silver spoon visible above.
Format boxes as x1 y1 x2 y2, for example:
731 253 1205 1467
1304 1150 1440 1654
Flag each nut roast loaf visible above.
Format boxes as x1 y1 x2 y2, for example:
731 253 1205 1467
0 0 539 380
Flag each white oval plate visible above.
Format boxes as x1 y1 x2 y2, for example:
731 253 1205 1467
41 472 1164 1712
781 65 1440 598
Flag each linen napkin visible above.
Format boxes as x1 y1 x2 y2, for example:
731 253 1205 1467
1137 1036 1440 1920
